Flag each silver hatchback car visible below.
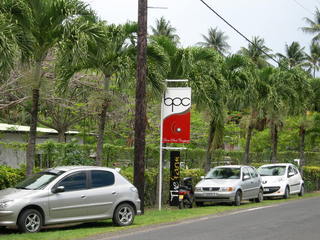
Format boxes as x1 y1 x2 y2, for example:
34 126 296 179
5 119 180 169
0 166 141 233
194 165 263 206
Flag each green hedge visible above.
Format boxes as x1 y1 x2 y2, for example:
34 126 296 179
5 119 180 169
2 141 320 168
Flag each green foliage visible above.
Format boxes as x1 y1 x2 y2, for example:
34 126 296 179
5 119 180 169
0 165 25 190
303 166 320 191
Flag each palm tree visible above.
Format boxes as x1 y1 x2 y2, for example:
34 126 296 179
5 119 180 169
59 22 168 166
198 27 230 55
0 1 32 80
223 54 261 164
151 17 180 43
302 8 320 42
58 22 137 165
238 36 271 68
188 48 226 171
277 42 306 69
1 0 100 175
151 35 226 171
305 42 320 77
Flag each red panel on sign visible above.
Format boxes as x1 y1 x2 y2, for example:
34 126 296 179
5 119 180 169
162 111 190 143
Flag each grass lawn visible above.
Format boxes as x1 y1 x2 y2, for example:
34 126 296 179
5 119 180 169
1 192 319 240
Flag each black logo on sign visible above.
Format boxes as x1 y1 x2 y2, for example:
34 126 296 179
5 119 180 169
164 97 191 112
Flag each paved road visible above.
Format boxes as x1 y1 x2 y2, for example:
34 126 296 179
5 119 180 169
91 197 320 240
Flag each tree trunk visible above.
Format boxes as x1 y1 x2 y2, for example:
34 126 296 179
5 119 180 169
96 98 109 166
57 130 66 143
26 89 40 176
244 121 254 164
26 61 42 176
134 0 147 214
299 125 306 177
270 121 278 163
205 119 216 172
96 74 111 166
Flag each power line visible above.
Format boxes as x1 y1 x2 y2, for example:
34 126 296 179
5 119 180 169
199 0 281 66
292 0 313 15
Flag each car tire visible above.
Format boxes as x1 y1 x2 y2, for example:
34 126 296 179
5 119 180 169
195 201 204 207
113 203 135 226
298 184 304 197
234 191 241 206
17 209 42 233
283 186 290 199
255 188 264 203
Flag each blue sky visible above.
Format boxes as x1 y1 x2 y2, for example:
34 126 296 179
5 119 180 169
84 0 318 56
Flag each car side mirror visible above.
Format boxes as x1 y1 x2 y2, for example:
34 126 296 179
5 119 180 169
243 175 250 181
288 172 294 178
52 186 65 194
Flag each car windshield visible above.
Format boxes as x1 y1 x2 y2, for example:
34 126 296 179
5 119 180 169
15 170 65 190
205 167 241 179
258 166 286 176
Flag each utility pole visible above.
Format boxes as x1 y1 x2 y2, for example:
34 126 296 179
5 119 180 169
134 0 147 214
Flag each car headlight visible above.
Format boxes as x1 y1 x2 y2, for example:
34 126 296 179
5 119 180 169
195 187 202 192
220 187 235 192
0 200 14 209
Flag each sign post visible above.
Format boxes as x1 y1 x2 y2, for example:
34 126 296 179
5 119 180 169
159 80 191 210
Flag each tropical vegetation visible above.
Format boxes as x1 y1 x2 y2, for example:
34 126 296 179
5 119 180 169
1 2 320 211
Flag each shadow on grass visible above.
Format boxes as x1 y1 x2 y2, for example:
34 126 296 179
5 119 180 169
0 220 114 235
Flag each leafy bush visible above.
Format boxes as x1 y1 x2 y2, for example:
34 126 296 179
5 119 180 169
0 165 25 190
303 166 320 192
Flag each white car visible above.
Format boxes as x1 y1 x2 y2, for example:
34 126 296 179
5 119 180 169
257 163 304 198
194 165 263 206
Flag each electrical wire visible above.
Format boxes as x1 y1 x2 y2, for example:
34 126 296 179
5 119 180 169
199 0 281 66
292 0 313 15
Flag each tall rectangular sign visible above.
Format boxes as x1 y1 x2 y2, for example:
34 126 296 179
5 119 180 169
162 87 191 143
169 151 180 205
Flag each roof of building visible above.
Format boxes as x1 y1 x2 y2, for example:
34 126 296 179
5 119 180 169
0 123 79 135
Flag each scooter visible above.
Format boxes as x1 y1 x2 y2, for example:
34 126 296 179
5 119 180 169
178 177 194 209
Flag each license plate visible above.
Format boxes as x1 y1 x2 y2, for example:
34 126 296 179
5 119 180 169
264 188 270 192
179 195 184 200
205 192 216 197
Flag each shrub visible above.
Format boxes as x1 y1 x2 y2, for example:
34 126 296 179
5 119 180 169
303 166 320 192
0 165 25 190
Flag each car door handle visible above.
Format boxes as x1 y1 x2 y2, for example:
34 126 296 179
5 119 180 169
81 195 86 199
112 191 117 195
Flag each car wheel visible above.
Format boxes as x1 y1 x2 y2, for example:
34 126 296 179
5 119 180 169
298 184 304 197
283 186 290 199
234 191 242 206
113 203 135 226
17 209 42 233
195 201 204 207
255 189 264 203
